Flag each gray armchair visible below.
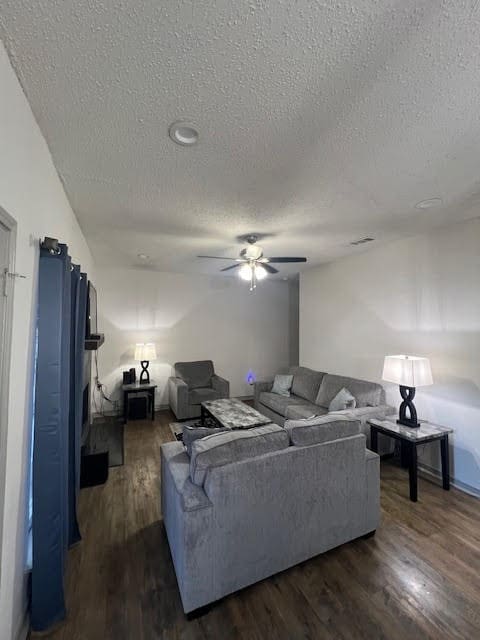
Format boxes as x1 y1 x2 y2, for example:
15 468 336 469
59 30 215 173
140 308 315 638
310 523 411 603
168 360 230 420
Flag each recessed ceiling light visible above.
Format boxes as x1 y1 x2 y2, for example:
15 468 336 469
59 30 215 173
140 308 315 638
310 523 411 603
169 121 199 146
137 253 149 260
415 198 443 210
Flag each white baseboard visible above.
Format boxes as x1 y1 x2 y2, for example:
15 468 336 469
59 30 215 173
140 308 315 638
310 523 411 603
418 462 480 499
92 404 168 420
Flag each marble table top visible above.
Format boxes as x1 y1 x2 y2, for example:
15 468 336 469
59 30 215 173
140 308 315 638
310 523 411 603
368 418 453 442
202 398 271 430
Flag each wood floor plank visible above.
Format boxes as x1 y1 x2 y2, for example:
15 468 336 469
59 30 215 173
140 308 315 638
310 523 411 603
31 409 480 640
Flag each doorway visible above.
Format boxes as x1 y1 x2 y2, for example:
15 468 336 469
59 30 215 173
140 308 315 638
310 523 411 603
0 207 17 574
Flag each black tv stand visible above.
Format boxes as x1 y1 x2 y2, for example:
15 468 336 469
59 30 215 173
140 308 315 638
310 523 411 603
80 418 110 488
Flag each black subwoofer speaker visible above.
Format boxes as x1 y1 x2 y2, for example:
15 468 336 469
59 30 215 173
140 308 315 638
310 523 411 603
80 449 109 488
128 395 148 420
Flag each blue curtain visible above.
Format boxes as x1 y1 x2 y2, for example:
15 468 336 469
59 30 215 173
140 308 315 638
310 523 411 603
68 265 84 546
31 245 87 631
74 272 88 510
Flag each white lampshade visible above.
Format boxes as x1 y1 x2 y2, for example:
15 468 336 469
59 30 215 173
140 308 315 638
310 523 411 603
382 355 433 388
134 343 157 361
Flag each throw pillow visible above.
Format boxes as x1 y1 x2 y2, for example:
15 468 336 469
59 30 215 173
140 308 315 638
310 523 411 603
271 374 294 397
182 425 228 456
328 387 356 412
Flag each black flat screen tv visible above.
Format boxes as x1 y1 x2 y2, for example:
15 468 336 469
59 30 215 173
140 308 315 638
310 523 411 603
86 281 98 337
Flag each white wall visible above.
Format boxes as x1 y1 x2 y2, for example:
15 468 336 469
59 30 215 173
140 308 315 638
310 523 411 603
94 267 293 410
300 217 480 494
0 42 94 640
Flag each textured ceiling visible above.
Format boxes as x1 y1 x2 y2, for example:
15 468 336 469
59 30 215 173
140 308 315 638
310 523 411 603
2 1 480 276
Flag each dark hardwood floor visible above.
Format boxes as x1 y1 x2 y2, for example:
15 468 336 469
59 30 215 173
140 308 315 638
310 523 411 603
34 410 480 640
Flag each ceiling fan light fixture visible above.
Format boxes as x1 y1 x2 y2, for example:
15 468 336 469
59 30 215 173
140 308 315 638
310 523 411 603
254 264 267 280
239 263 253 281
198 235 306 287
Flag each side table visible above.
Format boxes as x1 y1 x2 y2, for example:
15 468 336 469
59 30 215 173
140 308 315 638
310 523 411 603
368 418 453 502
122 381 157 423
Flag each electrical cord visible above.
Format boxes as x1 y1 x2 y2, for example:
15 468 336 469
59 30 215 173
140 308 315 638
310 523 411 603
93 351 119 416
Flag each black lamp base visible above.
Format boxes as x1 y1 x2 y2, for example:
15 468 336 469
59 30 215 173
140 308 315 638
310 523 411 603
139 360 150 384
397 385 420 428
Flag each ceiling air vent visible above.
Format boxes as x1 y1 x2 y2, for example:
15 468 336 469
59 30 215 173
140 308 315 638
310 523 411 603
350 237 375 246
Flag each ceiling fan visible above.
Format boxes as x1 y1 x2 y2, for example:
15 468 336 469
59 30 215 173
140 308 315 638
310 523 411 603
198 235 307 291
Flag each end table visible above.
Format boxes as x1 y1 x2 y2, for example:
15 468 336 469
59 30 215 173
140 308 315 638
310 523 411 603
122 380 157 424
368 418 453 502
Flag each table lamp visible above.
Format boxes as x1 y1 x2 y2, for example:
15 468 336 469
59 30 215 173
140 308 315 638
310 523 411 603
134 343 157 384
382 355 433 428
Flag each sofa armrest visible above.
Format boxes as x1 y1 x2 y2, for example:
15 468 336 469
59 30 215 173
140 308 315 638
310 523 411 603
330 405 396 454
211 374 230 398
161 442 215 613
168 376 189 419
253 380 273 406
161 442 212 513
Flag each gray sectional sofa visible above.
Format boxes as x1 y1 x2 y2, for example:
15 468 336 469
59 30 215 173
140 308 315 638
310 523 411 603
161 414 380 614
254 366 395 446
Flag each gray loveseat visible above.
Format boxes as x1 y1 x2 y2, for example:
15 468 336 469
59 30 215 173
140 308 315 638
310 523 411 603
161 414 380 614
254 366 395 446
168 360 230 420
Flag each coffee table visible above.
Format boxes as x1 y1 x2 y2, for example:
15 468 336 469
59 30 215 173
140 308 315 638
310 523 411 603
368 418 453 502
201 398 271 430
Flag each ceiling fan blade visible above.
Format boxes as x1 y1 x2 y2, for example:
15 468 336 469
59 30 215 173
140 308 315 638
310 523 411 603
197 255 238 260
220 263 242 272
261 263 279 274
265 257 307 263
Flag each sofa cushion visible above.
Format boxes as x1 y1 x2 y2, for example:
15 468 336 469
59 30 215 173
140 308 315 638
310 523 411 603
190 423 289 486
284 404 328 420
330 405 395 423
271 374 294 397
182 425 228 456
316 374 383 409
328 387 357 412
284 415 361 447
259 391 306 416
188 387 220 405
175 360 214 390
290 372 325 403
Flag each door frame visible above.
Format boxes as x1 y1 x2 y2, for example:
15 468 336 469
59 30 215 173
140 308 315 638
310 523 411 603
0 206 17 573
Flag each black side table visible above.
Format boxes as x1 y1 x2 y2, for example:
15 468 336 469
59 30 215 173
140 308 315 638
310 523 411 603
122 381 157 424
368 418 453 502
